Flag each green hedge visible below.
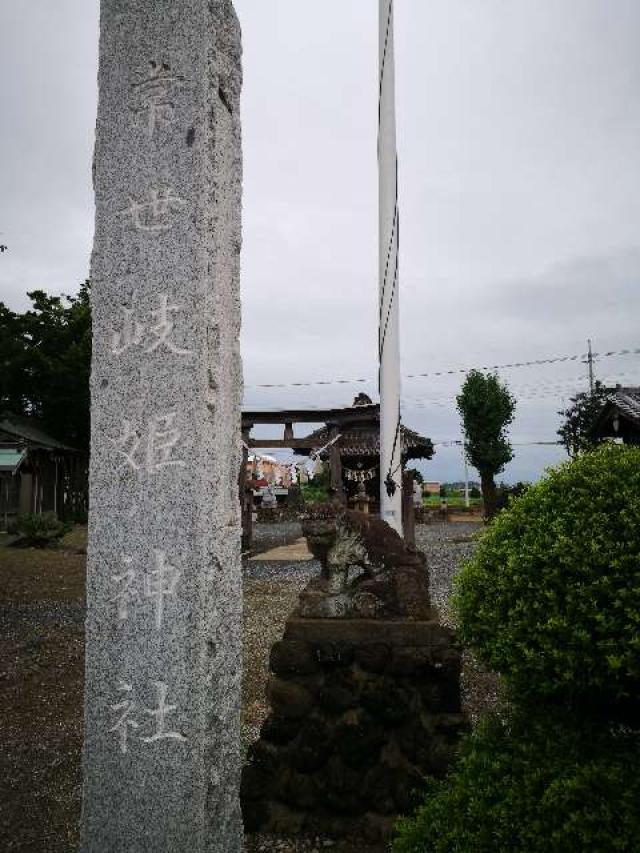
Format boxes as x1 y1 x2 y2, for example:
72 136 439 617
454 445 640 711
393 710 640 853
12 512 71 547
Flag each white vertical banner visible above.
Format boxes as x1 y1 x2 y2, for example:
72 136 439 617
379 0 403 534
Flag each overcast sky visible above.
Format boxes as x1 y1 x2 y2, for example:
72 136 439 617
1 1 639 482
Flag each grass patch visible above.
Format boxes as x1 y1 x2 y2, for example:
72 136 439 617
60 524 88 553
423 495 483 508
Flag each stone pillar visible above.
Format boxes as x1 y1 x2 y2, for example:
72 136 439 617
18 472 33 517
402 470 415 548
328 426 345 504
81 3 243 852
241 434 253 552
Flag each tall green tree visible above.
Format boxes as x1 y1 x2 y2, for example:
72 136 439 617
0 281 92 450
456 370 515 519
557 381 610 458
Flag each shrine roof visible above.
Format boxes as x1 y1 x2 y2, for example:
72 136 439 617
593 386 640 432
0 448 27 474
608 387 640 426
294 423 434 462
0 413 79 452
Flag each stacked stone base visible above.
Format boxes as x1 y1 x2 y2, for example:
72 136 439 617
242 618 467 844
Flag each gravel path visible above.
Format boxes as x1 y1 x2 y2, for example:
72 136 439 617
242 559 317 749
414 521 480 617
415 522 501 724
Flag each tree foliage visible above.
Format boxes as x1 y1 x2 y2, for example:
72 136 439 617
395 446 640 853
393 709 640 853
494 480 530 512
557 381 611 457
454 444 640 715
0 282 92 450
456 371 515 518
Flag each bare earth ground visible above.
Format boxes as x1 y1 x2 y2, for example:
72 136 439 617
0 521 496 853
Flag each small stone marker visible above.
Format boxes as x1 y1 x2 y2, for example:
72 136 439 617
81 2 243 851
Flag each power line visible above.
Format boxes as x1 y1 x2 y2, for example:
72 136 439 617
403 369 640 409
434 440 562 447
244 374 640 413
244 346 640 391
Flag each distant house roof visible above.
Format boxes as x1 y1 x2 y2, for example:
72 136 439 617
0 413 78 452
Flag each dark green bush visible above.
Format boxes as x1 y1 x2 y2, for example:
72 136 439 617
454 445 640 711
14 512 71 547
393 710 640 853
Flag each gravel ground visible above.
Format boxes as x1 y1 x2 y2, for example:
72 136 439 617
1 522 499 852
242 558 316 749
414 521 480 616
250 522 303 556
415 522 501 724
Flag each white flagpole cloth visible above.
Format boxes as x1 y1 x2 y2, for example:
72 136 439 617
379 0 403 534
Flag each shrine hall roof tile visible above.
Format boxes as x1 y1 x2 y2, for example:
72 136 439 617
0 412 78 452
296 424 434 461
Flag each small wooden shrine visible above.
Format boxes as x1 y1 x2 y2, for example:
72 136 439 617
0 412 87 528
291 394 433 512
240 395 433 547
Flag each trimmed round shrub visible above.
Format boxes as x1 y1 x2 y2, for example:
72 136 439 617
393 710 640 853
454 445 640 711
13 512 71 547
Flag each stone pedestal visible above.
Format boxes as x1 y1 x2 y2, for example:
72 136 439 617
242 617 466 843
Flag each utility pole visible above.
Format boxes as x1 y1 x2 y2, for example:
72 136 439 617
463 446 470 508
586 339 595 394
455 440 470 508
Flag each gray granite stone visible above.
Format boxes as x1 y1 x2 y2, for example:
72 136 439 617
80 2 243 851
